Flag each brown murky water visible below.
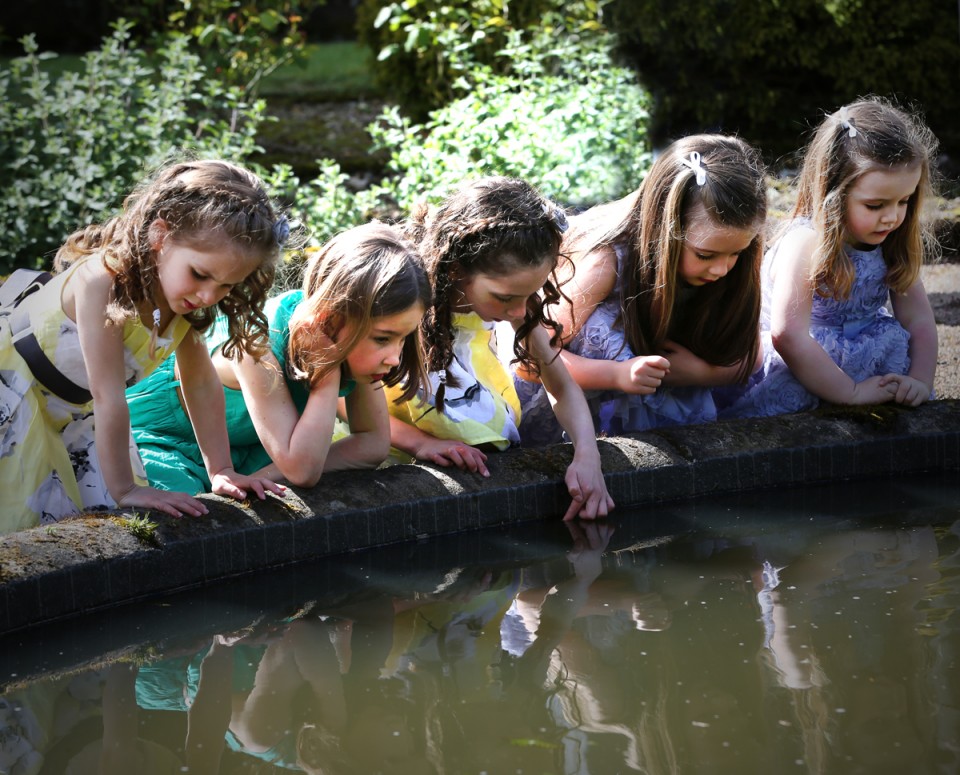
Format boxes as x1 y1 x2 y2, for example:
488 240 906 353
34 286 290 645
2 472 958 774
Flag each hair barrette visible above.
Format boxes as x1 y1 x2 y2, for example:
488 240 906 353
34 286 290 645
273 214 291 247
838 107 858 138
681 152 707 186
551 205 569 234
437 368 447 386
148 307 162 360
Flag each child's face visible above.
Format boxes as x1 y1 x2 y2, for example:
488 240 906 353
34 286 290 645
343 302 425 383
153 224 261 315
679 204 757 287
843 165 921 249
452 257 553 326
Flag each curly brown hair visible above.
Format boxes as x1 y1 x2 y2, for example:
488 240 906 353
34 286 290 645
405 176 569 410
55 159 282 359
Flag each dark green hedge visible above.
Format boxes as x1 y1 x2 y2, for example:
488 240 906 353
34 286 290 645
609 0 959 170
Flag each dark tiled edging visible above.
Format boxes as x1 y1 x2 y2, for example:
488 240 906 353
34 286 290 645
2 399 959 634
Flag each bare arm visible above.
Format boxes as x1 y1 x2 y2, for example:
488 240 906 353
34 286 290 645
232 349 341 487
74 262 208 517
549 247 671 393
553 246 618 345
886 278 938 406
658 340 757 387
525 324 614 520
770 229 897 406
557 348 670 394
178 335 281 500
323 382 392 470
388 413 490 476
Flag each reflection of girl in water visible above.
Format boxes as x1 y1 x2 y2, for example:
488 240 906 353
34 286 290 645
227 602 441 774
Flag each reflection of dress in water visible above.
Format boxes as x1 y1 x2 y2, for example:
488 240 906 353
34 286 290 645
717 220 916 418
515 244 717 445
135 643 308 769
385 311 521 456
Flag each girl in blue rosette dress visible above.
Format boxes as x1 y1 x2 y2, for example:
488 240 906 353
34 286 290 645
717 98 939 418
516 135 767 442
0 160 284 535
129 221 430 492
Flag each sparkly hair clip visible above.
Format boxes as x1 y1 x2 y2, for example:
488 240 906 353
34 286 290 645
681 152 707 186
550 203 569 234
437 368 447 386
838 107 858 138
273 214 291 247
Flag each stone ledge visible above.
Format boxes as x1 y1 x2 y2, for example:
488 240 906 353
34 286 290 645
1 398 959 634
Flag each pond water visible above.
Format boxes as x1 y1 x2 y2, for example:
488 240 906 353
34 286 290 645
2 471 959 774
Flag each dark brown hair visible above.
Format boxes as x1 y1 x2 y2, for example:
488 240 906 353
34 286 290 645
563 134 766 381
405 176 568 409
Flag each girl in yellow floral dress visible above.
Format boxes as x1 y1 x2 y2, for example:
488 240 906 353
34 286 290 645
386 176 615 521
0 160 284 535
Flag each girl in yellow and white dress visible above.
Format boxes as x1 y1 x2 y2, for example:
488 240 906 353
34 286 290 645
386 176 615 521
0 160 284 535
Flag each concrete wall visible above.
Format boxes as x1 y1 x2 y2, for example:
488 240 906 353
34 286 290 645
2 399 958 634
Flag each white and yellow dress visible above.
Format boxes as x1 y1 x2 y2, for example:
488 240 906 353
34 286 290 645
0 259 190 535
385 311 521 459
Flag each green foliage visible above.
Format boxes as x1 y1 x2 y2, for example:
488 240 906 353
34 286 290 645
0 22 267 273
160 0 320 97
113 513 159 545
610 0 960 163
261 161 385 290
369 27 651 210
75 0 320 97
356 0 606 120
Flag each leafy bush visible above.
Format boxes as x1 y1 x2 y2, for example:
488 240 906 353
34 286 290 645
369 27 651 211
610 0 960 164
159 0 319 97
356 0 606 120
0 22 267 272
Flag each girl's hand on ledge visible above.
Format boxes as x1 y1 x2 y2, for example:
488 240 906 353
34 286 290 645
116 484 209 518
413 437 490 477
881 374 932 407
210 468 287 501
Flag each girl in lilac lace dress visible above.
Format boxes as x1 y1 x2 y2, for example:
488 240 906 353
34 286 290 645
718 98 939 419
516 135 766 443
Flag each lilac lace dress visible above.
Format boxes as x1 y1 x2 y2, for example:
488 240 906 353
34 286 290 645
716 225 912 419
515 245 717 445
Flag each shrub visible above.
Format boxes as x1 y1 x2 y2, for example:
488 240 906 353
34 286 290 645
369 27 652 211
262 160 387 290
356 0 606 120
0 22 267 272
610 0 960 165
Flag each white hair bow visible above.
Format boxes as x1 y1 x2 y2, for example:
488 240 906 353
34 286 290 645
681 152 707 186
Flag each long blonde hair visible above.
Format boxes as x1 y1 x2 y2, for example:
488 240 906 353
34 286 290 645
792 96 939 299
